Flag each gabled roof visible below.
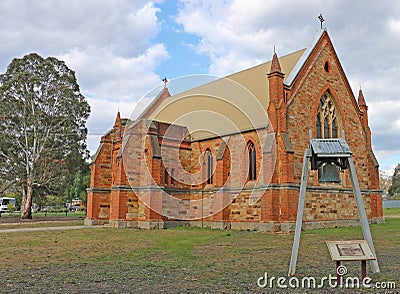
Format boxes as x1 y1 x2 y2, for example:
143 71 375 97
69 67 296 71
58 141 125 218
142 50 305 140
285 29 326 85
138 87 171 120
141 30 334 140
225 48 305 110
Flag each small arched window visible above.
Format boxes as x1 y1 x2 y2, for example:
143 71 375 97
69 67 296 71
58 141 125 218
324 61 330 73
205 149 213 184
248 141 257 181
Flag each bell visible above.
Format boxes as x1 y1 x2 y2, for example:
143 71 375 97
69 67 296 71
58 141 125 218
319 162 341 183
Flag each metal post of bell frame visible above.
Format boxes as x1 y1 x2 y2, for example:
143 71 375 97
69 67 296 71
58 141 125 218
288 148 310 276
348 157 380 273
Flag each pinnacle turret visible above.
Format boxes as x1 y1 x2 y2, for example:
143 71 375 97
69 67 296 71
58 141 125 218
270 52 282 73
114 111 122 128
358 89 367 107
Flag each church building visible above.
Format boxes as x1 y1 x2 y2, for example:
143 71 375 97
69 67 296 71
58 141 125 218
85 29 383 231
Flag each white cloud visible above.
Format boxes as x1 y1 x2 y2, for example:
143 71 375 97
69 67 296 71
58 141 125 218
388 17 400 35
375 150 400 176
0 0 168 156
176 0 320 75
0 0 162 60
59 44 168 101
176 0 400 168
86 98 139 156
176 0 400 76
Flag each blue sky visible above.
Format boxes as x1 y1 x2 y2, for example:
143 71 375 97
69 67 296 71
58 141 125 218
153 1 210 76
0 0 399 175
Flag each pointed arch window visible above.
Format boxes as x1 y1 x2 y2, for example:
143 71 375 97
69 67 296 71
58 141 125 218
205 149 213 184
248 141 257 181
332 118 338 138
316 91 340 183
316 92 338 139
316 113 322 138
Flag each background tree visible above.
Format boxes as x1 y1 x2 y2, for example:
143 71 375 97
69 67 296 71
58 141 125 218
63 165 90 205
0 178 15 196
379 170 392 196
388 163 400 198
0 53 90 219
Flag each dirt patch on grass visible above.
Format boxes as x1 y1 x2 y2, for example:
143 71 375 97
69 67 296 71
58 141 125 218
0 215 83 224
385 214 400 218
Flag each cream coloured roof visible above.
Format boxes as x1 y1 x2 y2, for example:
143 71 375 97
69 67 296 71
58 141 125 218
145 49 306 140
226 49 306 110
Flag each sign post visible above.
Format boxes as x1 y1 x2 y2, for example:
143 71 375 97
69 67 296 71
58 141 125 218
326 240 376 283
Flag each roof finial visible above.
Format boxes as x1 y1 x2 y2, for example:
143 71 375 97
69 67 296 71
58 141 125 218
273 45 276 54
162 77 168 88
318 14 325 29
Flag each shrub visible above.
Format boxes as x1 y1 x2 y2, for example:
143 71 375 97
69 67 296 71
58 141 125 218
7 204 16 214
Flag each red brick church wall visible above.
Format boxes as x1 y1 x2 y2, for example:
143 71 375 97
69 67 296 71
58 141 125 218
286 31 382 221
85 30 383 229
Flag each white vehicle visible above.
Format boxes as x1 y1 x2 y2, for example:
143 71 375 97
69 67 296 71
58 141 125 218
0 197 16 212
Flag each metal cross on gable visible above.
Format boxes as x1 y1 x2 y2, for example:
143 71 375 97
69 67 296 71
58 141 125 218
162 77 168 88
318 14 325 29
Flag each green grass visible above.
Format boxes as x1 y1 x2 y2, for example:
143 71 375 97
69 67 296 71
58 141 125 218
0 217 398 293
383 207 400 216
0 220 83 230
0 210 85 230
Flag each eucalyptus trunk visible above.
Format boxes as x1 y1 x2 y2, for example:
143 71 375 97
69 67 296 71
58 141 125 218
20 184 33 219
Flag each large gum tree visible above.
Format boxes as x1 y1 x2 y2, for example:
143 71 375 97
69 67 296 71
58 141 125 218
0 53 90 219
